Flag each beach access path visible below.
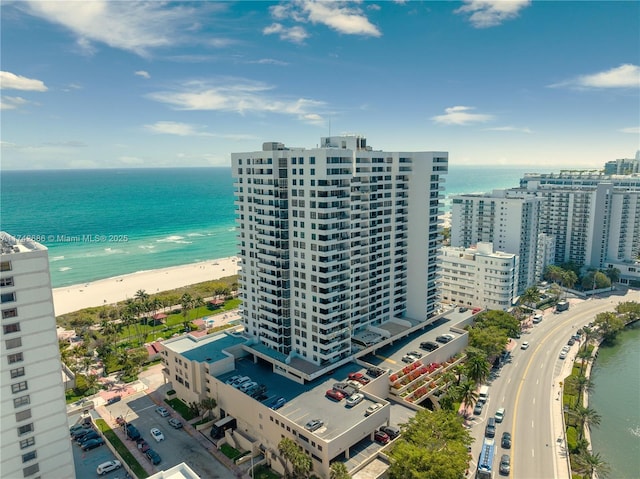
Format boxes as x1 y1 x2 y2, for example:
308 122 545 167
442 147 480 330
53 256 241 316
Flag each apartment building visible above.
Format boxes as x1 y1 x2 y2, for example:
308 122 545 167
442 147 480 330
0 232 75 479
450 190 541 293
231 136 447 378
439 242 518 310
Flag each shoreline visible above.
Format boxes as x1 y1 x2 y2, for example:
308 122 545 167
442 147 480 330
52 256 241 316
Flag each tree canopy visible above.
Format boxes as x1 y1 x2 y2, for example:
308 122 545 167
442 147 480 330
388 409 472 479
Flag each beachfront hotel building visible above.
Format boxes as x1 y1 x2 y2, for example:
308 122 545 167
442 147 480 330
232 136 447 379
0 232 76 479
438 242 518 311
450 190 542 293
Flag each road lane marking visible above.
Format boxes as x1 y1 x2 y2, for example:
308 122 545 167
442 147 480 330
532 420 535 428
536 379 539 385
533 397 536 405
532 449 535 457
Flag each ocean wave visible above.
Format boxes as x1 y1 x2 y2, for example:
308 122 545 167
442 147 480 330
59 267 72 272
104 248 125 254
51 255 65 261
630 425 640 438
227 227 236 232
187 233 205 237
139 245 156 250
173 241 193 244
156 235 186 243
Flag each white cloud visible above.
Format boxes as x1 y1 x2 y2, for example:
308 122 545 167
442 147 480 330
484 126 532 133
367 4 381 11
263 23 309 43
432 106 494 125
266 1 381 41
145 121 212 137
118 155 145 165
0 96 30 110
620 126 640 134
250 58 290 66
0 71 48 91
135 70 151 79
148 78 327 124
550 64 640 89
21 1 216 56
455 0 531 28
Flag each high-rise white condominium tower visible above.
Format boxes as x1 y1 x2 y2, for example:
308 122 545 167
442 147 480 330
0 232 75 479
450 190 542 294
232 136 447 372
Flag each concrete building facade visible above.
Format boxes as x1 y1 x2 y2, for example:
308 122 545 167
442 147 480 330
439 242 519 310
450 190 541 293
0 232 75 479
231 136 447 379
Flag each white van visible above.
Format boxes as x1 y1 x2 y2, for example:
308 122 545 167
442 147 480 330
478 385 490 403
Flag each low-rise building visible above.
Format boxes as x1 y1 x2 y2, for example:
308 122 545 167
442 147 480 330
439 242 519 311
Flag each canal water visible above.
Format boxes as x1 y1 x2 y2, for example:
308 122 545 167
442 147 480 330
588 322 640 478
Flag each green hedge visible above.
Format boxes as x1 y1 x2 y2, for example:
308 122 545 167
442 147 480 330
95 419 148 478
165 397 196 420
566 426 579 453
220 443 243 460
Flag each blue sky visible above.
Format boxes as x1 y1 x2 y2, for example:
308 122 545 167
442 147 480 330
1 0 638 170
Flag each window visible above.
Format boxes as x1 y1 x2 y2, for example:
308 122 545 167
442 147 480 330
17 423 34 436
16 409 32 422
0 277 14 287
11 366 25 378
1 292 16 303
4 323 20 334
19 437 35 449
8 352 23 364
22 451 37 463
12 381 28 393
6 338 22 349
0 261 11 272
23 463 39 477
2 308 18 319
14 395 30 408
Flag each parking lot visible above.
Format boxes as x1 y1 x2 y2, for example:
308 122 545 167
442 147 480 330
69 412 123 478
102 391 236 479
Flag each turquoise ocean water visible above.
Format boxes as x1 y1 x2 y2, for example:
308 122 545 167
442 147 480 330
2 165 535 287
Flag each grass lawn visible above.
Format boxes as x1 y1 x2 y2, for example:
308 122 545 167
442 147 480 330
252 464 281 479
165 397 196 420
220 443 243 460
95 419 148 479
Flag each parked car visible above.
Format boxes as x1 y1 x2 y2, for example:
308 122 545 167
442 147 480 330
150 428 165 442
326 389 345 401
305 419 324 432
473 402 484 415
81 437 105 451
494 408 505 423
533 313 543 324
239 381 258 393
248 383 268 398
485 418 496 438
346 379 363 390
365 403 383 416
77 431 99 444
269 397 287 410
407 350 423 359
137 439 151 453
567 338 576 346
459 307 469 312
71 428 93 440
499 454 511 475
420 341 439 351
96 460 122 475
436 334 455 343
401 354 417 364
225 374 241 385
69 423 86 434
155 407 170 417
501 432 512 449
146 449 162 465
374 430 390 444
231 376 251 388
367 367 386 378
347 372 365 381
168 418 183 429
106 395 121 405
345 393 365 407
333 383 358 398
559 350 568 360
380 425 401 439
520 341 530 350
125 423 141 440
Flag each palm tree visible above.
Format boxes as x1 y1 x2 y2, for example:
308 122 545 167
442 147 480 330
465 350 490 385
329 461 351 479
278 437 298 478
580 326 597 352
574 450 610 478
520 286 540 309
576 348 593 376
604 266 620 285
181 293 193 330
292 451 312 479
134 289 149 303
85 373 101 394
574 375 593 404
571 406 601 441
458 380 480 411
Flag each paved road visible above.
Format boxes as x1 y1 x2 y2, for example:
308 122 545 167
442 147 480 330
467 289 640 479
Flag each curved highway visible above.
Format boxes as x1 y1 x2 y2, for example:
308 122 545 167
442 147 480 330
467 289 640 479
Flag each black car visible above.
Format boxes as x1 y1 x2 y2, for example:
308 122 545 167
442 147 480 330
435 334 455 344
146 449 162 465
499 454 511 475
473 402 484 415
125 423 141 440
501 432 512 449
420 341 440 351
81 438 105 451
567 338 576 346
380 425 401 439
77 431 99 444
485 418 496 438
71 428 93 440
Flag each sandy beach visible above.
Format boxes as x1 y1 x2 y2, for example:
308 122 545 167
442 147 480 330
53 256 241 316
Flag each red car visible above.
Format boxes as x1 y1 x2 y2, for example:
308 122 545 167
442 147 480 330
348 372 371 385
326 389 345 401
374 431 390 444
